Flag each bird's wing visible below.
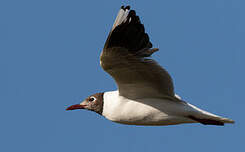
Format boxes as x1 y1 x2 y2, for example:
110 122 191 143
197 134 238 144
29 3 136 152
100 6 176 100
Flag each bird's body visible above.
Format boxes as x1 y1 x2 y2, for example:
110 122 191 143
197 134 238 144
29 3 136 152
102 90 192 126
102 91 233 126
67 6 234 126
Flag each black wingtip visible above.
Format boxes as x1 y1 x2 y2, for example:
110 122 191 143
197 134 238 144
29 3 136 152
121 5 131 10
127 10 140 24
105 6 153 53
128 10 136 16
125 5 130 10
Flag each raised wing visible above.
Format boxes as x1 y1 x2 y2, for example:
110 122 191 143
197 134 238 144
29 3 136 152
100 6 175 100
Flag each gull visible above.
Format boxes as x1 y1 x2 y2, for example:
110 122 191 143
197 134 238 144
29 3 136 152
67 6 234 126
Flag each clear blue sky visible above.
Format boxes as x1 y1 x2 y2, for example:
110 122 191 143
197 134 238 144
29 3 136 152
1 0 244 151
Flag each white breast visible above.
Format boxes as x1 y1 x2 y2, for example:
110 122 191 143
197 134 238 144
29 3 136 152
102 91 195 125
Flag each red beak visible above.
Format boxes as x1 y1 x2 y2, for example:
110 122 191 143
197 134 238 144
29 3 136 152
66 104 85 110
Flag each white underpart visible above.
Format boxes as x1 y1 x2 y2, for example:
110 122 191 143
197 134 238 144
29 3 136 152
102 91 234 126
112 8 130 31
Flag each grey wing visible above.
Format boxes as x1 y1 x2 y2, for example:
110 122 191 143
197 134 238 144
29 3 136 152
100 6 175 100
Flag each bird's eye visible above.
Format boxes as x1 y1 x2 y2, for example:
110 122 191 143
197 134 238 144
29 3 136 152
88 96 96 102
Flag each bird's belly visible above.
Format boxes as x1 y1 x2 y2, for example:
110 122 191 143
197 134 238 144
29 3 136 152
114 116 192 126
104 98 193 126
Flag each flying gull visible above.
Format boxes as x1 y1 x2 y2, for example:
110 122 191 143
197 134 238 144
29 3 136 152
67 6 234 126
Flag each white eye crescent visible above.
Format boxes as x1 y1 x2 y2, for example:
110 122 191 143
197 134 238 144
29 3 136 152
88 96 96 102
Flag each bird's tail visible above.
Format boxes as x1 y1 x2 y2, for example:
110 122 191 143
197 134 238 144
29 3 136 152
186 103 235 126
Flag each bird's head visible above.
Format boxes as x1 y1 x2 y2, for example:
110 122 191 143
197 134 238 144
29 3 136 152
66 92 104 114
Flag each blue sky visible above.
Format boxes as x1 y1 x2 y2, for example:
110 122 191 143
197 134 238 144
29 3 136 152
1 0 244 151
